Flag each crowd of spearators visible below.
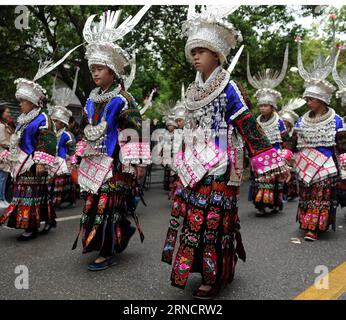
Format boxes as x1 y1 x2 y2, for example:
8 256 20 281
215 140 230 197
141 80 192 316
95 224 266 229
1 5 346 299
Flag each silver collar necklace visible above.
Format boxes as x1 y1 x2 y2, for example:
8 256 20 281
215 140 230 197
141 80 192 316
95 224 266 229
89 85 121 104
17 107 41 128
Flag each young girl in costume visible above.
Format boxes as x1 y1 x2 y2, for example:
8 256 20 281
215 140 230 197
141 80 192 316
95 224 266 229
285 39 346 241
73 7 151 270
247 46 291 215
161 5 288 299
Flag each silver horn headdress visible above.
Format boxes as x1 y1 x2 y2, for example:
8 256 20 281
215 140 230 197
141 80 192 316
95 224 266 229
247 44 289 109
297 36 336 105
50 66 79 125
164 113 177 128
332 48 346 107
83 6 150 89
183 5 242 64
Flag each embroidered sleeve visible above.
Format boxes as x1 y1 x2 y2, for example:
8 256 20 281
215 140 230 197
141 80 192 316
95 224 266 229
225 81 286 176
225 81 271 156
335 115 345 133
225 81 252 124
33 114 57 166
118 91 151 166
279 119 289 143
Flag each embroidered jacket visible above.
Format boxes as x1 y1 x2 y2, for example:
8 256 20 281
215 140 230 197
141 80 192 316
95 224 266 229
286 108 346 185
175 68 287 188
0 109 57 178
50 129 76 177
21 110 56 165
76 85 150 194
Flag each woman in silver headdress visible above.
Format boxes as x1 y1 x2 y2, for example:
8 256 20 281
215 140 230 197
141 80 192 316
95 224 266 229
0 76 57 240
48 69 80 211
247 45 292 216
50 105 76 210
167 91 186 200
72 7 151 271
0 45 81 240
161 5 289 299
285 39 346 241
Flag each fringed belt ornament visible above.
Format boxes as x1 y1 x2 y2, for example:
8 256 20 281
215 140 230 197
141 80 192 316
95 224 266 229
77 142 113 194
175 141 226 188
227 125 244 186
49 156 69 178
10 147 34 179
119 141 151 165
294 148 338 185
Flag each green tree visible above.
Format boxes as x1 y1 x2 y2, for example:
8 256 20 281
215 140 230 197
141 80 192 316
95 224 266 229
1 4 342 120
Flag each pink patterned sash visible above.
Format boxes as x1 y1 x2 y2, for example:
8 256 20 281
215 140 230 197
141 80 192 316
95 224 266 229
294 148 337 185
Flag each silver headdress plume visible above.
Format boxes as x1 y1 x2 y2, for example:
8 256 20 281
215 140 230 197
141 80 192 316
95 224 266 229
332 48 346 107
183 5 242 64
247 44 289 109
52 66 80 108
227 44 244 74
124 54 136 91
14 44 83 107
83 6 150 84
50 66 80 126
296 16 336 105
279 98 306 127
139 87 157 116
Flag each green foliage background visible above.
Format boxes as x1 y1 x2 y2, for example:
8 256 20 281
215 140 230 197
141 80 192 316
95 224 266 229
0 5 345 121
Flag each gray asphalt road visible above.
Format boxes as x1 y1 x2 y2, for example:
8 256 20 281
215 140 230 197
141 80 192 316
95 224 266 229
0 169 345 300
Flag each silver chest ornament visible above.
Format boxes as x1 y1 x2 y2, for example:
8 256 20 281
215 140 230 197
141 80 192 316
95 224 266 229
297 108 336 149
8 108 42 163
257 112 282 145
184 69 230 141
84 103 111 153
84 120 107 142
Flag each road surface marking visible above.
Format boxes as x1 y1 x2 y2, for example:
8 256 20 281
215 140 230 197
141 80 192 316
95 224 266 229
56 215 80 222
294 261 346 300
